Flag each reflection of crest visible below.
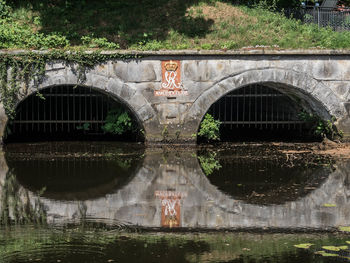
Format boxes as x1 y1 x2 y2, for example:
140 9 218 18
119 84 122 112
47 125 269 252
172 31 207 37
155 190 187 228
162 199 180 216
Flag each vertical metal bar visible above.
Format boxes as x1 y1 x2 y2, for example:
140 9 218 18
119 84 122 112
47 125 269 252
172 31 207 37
49 87 52 133
85 87 87 123
260 85 263 130
288 111 291 130
282 96 285 129
276 91 279 129
243 87 246 127
218 95 221 122
90 87 92 132
26 94 28 132
55 87 58 132
96 91 99 132
271 88 273 130
224 96 227 127
248 85 251 128
99 94 105 131
61 86 64 132
230 91 233 129
236 90 239 127
79 86 82 128
43 91 46 133
73 86 75 132
32 93 34 132
37 91 40 133
67 86 70 133
255 85 257 128
265 86 268 129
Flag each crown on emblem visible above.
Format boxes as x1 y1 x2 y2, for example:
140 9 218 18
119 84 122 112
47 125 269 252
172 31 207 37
164 61 178 71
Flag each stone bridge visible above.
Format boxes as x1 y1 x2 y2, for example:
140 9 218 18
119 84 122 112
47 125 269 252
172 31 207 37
2 50 350 143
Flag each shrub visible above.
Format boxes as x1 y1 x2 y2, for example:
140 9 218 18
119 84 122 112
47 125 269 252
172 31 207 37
81 35 119 49
102 108 133 135
198 113 221 141
221 40 238 49
0 18 69 49
298 111 343 140
0 0 10 18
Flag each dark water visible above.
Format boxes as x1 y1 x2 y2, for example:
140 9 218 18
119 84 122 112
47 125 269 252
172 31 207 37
0 142 349 262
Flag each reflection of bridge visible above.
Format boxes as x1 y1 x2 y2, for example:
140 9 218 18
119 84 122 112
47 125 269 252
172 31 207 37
1 50 350 143
0 149 349 230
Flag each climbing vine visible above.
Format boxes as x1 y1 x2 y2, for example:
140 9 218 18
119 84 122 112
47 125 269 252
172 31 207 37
0 50 142 119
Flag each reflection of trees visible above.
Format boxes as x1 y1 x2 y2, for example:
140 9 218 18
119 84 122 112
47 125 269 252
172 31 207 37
0 170 46 225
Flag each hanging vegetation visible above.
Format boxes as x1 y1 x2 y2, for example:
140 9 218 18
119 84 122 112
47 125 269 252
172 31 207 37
0 51 141 119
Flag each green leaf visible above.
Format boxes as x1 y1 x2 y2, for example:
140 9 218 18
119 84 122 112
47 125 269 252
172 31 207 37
294 243 313 249
315 251 338 257
322 246 347 251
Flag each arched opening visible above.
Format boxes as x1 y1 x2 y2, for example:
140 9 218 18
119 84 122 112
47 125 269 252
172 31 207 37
4 85 144 143
201 84 320 142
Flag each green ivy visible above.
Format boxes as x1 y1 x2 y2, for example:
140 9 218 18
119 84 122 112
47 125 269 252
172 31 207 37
0 50 143 119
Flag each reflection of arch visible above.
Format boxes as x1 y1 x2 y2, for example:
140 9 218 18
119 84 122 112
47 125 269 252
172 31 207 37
4 149 349 229
1 65 159 142
184 68 345 135
4 142 145 200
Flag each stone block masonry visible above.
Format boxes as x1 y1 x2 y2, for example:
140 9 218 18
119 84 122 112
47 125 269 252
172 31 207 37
1 49 350 144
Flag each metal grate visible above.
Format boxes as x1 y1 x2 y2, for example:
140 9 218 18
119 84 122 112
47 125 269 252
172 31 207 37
208 84 305 130
8 86 120 139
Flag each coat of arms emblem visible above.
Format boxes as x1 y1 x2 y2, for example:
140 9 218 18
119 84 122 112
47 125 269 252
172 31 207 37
155 60 188 96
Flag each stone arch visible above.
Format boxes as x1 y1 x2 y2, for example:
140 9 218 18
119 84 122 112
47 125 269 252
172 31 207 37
184 68 346 136
0 64 159 143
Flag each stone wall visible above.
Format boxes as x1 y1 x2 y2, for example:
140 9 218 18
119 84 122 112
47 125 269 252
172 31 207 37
1 50 350 143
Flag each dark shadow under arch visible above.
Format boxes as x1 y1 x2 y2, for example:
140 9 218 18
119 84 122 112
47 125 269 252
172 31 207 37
4 85 145 143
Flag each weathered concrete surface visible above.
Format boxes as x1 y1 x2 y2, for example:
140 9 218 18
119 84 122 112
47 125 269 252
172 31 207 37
2 148 349 230
1 50 350 143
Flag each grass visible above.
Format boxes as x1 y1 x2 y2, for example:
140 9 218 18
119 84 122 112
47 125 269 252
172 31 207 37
1 0 350 50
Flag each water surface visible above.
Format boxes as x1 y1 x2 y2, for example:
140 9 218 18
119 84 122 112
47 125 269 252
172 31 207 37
1 142 349 262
